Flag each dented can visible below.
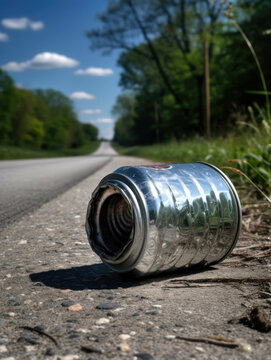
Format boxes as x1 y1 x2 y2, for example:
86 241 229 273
85 162 241 276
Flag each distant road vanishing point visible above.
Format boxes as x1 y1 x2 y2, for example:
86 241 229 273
0 142 117 230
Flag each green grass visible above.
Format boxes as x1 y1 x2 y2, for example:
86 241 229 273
113 131 271 202
113 136 245 166
0 142 100 160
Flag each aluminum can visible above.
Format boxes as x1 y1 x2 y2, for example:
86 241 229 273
85 162 241 276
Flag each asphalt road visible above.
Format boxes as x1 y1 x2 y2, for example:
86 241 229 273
0 142 116 230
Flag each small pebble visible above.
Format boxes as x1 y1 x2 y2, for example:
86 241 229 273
145 311 158 316
8 298 21 306
45 347 55 356
130 331 136 336
138 321 146 326
152 304 162 308
134 353 154 360
68 304 83 311
81 345 104 354
34 325 46 332
96 303 121 310
24 345 36 353
118 342 131 352
78 328 90 334
60 356 79 360
119 334 130 341
61 300 76 307
107 311 117 317
195 346 205 353
175 323 184 328
0 345 7 353
8 312 15 317
24 299 32 305
17 335 39 345
18 240 27 245
259 291 271 299
159 325 168 329
95 318 110 325
165 335 176 340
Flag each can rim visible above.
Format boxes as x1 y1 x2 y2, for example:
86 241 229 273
87 172 150 273
197 161 242 265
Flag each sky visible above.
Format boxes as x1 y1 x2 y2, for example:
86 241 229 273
0 0 121 139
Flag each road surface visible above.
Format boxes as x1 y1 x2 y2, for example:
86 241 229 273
0 142 116 230
0 148 270 360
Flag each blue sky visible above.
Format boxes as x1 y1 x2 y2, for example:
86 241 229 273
0 0 121 139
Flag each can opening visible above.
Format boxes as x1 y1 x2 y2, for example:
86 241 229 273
99 193 133 257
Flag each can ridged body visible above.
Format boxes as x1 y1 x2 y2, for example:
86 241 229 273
86 162 241 276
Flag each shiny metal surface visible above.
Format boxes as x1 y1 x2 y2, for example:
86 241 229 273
86 162 242 275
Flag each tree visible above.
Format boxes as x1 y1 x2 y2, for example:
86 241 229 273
0 70 16 143
112 93 136 145
33 89 77 149
11 89 44 147
81 123 99 143
87 0 227 136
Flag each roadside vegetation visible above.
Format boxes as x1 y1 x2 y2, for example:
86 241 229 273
0 70 99 160
0 142 100 160
89 0 271 202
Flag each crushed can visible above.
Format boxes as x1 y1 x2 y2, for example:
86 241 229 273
85 162 241 276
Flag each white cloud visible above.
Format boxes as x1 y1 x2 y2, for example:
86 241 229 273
70 92 95 100
94 118 113 123
1 52 79 72
75 67 113 76
30 21 43 30
2 61 24 72
15 83 24 89
0 32 9 42
1 17 44 30
80 109 101 115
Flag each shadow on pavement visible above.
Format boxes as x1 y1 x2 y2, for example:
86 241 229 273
29 263 218 291
30 263 140 290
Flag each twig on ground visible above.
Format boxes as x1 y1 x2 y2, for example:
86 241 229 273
19 326 59 347
163 277 271 288
176 335 239 348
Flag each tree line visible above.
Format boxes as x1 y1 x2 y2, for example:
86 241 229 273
88 0 271 146
0 70 98 149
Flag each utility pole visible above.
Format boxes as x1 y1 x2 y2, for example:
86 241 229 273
204 39 211 138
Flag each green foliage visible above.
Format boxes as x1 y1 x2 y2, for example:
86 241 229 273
0 70 16 142
91 0 271 145
0 142 100 160
81 123 99 143
114 113 271 201
114 135 243 166
231 105 271 198
0 71 99 155
112 93 136 146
